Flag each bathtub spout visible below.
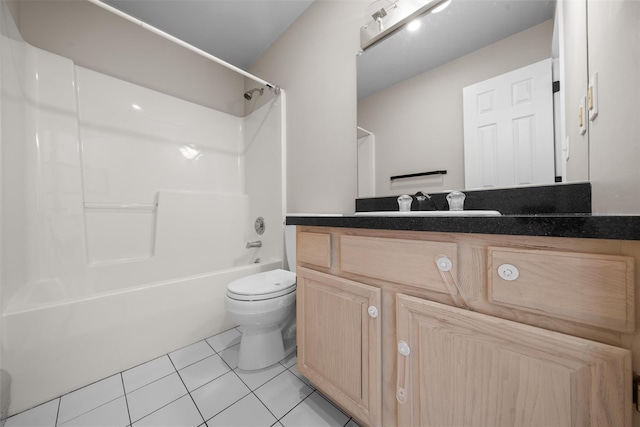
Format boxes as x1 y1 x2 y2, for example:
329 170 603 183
246 240 262 248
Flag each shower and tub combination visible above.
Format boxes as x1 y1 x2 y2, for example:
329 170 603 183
0 0 288 416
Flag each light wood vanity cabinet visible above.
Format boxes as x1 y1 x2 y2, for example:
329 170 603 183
295 227 636 427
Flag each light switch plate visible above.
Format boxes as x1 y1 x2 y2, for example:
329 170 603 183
579 96 587 135
589 72 599 121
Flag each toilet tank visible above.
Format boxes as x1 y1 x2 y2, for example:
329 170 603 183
284 225 296 273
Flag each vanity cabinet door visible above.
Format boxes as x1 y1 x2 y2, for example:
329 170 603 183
297 267 382 427
396 294 631 427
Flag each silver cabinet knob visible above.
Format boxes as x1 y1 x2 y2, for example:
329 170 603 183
498 263 520 281
368 306 379 318
436 256 453 272
397 340 411 356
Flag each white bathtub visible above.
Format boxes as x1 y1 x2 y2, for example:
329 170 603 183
2 259 282 415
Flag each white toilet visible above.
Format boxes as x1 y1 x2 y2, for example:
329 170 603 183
224 226 297 370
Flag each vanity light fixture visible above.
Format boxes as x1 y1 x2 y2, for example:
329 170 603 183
361 0 450 50
366 0 399 33
372 7 389 31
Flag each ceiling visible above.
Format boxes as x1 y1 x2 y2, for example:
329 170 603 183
103 0 315 70
101 0 555 96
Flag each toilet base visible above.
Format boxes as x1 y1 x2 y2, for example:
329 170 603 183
237 325 296 370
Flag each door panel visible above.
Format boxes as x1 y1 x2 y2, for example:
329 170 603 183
297 267 382 426
396 294 631 426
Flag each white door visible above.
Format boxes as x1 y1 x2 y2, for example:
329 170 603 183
463 59 555 189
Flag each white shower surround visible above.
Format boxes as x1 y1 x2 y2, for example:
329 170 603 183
1 2 285 414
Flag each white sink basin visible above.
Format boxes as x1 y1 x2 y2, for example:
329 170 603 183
354 210 501 217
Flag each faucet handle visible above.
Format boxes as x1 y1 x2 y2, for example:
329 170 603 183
446 191 466 211
397 195 412 212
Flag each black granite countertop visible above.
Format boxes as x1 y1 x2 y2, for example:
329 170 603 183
286 214 640 241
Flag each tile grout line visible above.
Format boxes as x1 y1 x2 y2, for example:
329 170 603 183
175 339 253 424
128 393 189 426
128 333 242 400
167 354 207 426
125 352 208 425
124 331 234 398
123 354 175 378
56 394 126 427
54 397 61 427
233 355 315 426
198 372 253 425
202 338 219 355
51 372 125 425
119 373 133 427
124 368 176 396
253 366 317 425
270 354 322 424
169 339 241 397
189 335 273 426
274 388 318 424
235 368 286 423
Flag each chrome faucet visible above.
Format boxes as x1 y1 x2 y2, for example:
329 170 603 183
246 240 262 248
414 191 439 211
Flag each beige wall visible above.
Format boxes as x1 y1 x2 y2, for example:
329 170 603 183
358 20 553 197
5 0 17 24
588 0 640 214
17 0 245 116
249 1 365 214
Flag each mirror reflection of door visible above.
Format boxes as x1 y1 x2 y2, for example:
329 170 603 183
357 127 376 198
463 58 555 189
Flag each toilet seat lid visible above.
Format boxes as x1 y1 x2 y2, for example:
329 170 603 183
227 269 296 299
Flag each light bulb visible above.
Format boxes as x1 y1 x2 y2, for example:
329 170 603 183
407 19 421 32
432 0 451 13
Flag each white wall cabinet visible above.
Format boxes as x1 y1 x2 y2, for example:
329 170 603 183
295 227 637 427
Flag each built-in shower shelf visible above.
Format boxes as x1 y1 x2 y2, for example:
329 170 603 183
84 202 158 211
84 201 158 264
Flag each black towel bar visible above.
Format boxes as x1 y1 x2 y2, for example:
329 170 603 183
390 170 447 181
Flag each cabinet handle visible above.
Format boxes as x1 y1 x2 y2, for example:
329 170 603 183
367 306 379 318
396 340 411 404
435 255 469 309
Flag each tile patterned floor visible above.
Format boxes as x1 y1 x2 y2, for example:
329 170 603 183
5 327 360 427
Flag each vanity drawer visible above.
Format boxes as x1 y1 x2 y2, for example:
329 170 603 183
339 235 457 293
488 246 634 332
297 231 332 268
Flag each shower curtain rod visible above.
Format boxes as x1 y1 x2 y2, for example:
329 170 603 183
87 0 280 93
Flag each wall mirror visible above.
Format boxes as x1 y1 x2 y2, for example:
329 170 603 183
356 0 588 198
